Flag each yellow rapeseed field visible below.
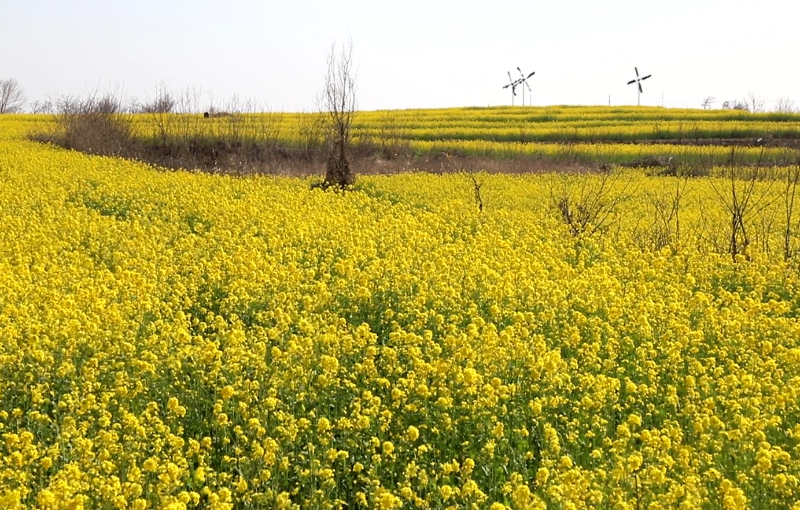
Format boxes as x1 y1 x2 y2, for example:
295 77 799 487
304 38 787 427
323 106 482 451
129 106 800 166
2 115 800 509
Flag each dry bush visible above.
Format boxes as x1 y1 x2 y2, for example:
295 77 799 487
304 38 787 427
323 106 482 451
46 92 134 157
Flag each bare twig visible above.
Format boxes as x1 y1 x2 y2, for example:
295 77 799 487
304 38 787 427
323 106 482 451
549 170 636 237
783 163 800 260
469 173 486 212
708 147 778 261
636 176 690 252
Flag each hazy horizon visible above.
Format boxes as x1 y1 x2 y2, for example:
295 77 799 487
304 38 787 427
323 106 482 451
2 0 799 113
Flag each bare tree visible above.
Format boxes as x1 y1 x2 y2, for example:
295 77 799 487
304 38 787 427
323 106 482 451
0 78 26 113
745 91 766 113
701 96 716 110
319 40 357 188
774 97 797 114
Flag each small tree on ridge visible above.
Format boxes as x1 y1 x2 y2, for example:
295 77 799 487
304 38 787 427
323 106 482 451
320 40 357 188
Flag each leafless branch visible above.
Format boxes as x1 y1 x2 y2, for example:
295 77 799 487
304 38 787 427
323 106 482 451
550 170 636 237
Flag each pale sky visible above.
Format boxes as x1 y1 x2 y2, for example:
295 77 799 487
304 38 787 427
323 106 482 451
2 0 798 112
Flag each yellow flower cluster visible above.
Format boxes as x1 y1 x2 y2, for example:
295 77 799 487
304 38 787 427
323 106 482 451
2 117 800 509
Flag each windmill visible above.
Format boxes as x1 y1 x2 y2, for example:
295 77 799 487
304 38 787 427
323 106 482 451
516 67 536 106
502 71 520 106
627 67 652 106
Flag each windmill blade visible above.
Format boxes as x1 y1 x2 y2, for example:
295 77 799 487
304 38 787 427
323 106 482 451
635 67 640 77
508 71 513 82
526 71 536 79
638 82 643 94
627 79 638 85
524 81 532 92
641 74 652 81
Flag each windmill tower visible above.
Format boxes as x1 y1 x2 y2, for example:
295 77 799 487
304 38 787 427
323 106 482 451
516 67 535 106
627 67 652 106
502 71 520 106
